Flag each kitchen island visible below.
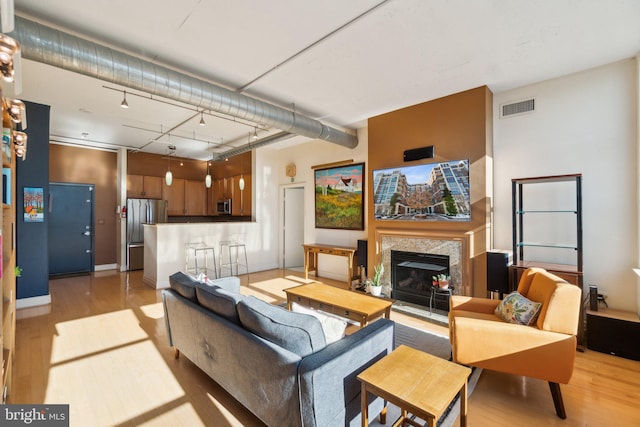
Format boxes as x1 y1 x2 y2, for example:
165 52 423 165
143 222 261 288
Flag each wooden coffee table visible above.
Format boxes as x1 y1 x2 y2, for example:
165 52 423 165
284 282 392 328
357 345 471 427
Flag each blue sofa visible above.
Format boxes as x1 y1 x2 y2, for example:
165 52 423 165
162 272 395 426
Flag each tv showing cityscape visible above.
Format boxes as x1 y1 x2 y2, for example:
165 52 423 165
372 159 470 222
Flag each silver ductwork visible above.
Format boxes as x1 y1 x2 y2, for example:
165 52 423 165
10 16 358 150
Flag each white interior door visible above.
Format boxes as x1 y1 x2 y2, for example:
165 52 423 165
283 186 305 269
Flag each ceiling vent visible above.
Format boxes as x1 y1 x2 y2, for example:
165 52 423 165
500 98 535 118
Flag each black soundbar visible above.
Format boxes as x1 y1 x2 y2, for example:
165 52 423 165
403 145 434 162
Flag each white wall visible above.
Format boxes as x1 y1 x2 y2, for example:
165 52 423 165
258 128 369 282
493 58 638 312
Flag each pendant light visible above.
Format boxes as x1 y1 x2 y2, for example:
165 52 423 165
199 111 206 126
121 90 129 108
239 133 249 191
204 142 212 188
205 159 212 188
165 147 173 186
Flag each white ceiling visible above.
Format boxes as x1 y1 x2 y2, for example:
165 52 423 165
5 0 640 160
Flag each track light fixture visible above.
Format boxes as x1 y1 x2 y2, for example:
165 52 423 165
121 90 129 108
199 111 205 126
12 130 27 159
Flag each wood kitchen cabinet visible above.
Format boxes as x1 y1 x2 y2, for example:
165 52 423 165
163 178 207 216
163 178 185 216
184 179 207 215
214 177 232 200
127 174 163 199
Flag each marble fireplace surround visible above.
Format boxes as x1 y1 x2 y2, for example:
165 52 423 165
375 228 472 299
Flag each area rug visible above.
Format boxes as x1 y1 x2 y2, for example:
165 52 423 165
367 323 482 427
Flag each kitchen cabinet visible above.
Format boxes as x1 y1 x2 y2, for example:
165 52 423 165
184 179 207 215
163 178 207 216
127 174 163 199
214 177 232 200
163 178 185 216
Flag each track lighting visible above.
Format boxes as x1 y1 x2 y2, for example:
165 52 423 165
199 111 206 126
121 91 129 108
0 33 19 82
12 130 26 159
5 98 26 128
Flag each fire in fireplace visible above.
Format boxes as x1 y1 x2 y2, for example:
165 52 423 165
391 250 451 310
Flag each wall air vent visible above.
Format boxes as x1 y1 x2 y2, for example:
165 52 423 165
500 98 535 118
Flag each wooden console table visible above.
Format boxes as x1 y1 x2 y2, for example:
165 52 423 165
303 243 360 286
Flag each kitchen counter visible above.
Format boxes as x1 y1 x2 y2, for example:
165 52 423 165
143 221 260 288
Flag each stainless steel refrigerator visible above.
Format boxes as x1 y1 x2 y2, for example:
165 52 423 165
126 198 168 270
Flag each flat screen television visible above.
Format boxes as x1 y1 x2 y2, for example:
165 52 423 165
372 159 470 222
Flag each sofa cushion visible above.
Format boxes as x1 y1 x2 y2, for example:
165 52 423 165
168 271 199 302
291 302 347 344
192 273 241 293
494 291 542 326
196 283 244 324
237 296 326 357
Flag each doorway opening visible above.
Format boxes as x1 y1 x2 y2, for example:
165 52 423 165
282 185 304 270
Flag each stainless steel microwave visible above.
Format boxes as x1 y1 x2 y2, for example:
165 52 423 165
216 198 232 214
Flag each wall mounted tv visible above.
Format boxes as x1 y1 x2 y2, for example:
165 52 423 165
372 159 470 222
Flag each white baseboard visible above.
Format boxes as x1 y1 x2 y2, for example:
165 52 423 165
95 264 117 271
16 294 52 309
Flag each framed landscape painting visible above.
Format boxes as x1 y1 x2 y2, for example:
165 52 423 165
314 162 365 230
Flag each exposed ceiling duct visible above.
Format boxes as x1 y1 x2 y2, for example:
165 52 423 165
9 15 358 154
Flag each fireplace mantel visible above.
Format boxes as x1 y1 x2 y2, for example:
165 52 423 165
374 228 472 297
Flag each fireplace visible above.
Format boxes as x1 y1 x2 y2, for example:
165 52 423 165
391 250 451 309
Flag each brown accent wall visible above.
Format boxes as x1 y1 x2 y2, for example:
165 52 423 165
367 86 493 296
49 144 118 266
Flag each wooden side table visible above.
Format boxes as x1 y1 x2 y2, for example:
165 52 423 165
358 345 471 427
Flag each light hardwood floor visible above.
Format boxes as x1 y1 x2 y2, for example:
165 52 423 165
11 269 640 426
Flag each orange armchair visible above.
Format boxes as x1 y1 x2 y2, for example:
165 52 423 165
448 267 582 419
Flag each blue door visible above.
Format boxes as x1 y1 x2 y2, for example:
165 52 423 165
48 183 94 276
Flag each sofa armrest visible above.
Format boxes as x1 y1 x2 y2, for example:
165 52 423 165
450 295 500 313
450 315 576 383
298 318 395 427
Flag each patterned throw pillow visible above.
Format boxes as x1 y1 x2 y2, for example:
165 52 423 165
494 292 542 326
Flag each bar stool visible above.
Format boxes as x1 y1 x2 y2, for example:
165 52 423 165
185 242 218 279
219 236 249 281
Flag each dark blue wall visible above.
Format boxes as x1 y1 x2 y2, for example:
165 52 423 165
16 101 50 299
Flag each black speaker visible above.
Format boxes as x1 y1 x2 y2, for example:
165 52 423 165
487 250 512 296
589 285 598 311
357 239 368 276
403 145 434 162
